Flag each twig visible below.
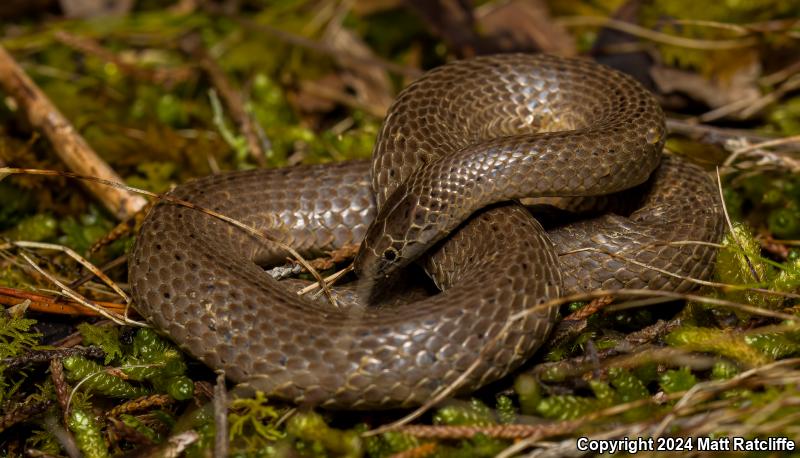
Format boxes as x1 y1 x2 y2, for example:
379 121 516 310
299 79 387 118
724 134 800 167
1 347 105 371
107 417 154 446
0 399 54 433
652 358 800 439
68 255 128 291
0 45 146 219
0 286 127 317
214 372 228 458
10 241 129 302
297 264 353 297
698 73 800 122
556 16 758 50
129 430 199 457
666 118 777 146
180 33 267 167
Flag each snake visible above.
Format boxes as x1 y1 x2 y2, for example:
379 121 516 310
129 54 723 409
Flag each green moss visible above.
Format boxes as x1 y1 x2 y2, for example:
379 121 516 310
286 411 362 458
126 162 178 193
767 96 800 135
119 328 190 400
715 223 776 309
666 326 770 367
496 395 516 424
228 391 285 450
768 207 800 239
609 368 649 402
711 360 740 379
364 431 419 458
0 214 58 242
63 355 147 398
433 399 495 426
77 323 121 364
514 374 541 415
68 408 110 458
57 207 116 254
0 314 41 403
535 393 600 420
120 413 161 443
659 367 698 393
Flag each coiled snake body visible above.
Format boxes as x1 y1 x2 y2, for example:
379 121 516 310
129 54 723 409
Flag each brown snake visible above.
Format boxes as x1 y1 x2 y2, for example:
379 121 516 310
129 54 723 409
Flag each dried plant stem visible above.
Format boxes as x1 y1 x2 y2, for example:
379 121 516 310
19 252 146 326
181 34 268 167
214 372 229 458
556 16 757 50
0 286 127 316
0 45 146 219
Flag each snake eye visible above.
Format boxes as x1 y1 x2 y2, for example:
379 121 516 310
383 248 398 262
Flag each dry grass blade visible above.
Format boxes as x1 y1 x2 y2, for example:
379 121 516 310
556 16 758 49
19 252 146 327
723 134 800 171
8 241 129 303
297 264 353 298
0 286 127 316
716 166 762 285
214 372 228 458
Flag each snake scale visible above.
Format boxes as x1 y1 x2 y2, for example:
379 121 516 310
129 54 724 409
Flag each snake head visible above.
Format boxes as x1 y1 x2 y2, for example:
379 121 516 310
354 190 443 304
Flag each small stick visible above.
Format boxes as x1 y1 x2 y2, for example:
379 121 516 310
214 372 228 458
0 286 127 316
9 241 129 302
180 34 267 167
1 347 105 371
0 45 146 220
